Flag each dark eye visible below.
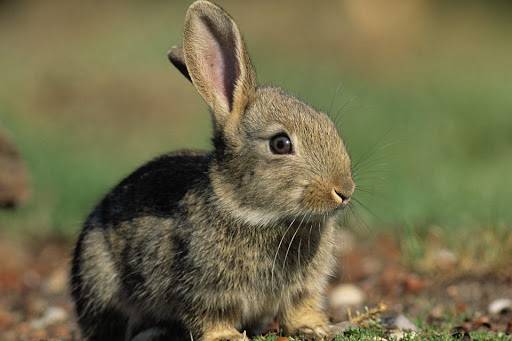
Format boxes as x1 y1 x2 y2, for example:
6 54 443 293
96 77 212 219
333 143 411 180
269 133 293 155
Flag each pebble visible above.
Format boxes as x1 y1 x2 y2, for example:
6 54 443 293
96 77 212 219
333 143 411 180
381 313 418 332
329 284 365 308
44 268 68 294
30 306 67 329
488 298 512 315
434 249 457 270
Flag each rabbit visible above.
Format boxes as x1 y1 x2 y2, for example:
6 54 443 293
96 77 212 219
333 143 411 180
70 1 355 340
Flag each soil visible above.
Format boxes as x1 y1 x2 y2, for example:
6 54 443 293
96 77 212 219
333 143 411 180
0 233 511 340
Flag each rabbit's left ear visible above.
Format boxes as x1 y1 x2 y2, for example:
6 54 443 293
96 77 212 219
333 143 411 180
182 0 256 128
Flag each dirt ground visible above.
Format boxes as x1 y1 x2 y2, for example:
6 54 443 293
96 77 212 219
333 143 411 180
0 233 511 340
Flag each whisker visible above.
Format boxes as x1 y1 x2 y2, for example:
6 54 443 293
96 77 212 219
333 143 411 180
297 239 302 270
332 97 355 128
271 215 297 291
339 207 350 228
353 159 392 178
348 204 371 234
283 213 308 270
352 197 382 222
307 216 315 255
352 130 395 173
328 83 344 115
354 187 375 195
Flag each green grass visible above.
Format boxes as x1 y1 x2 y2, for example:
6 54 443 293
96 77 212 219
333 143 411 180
251 307 512 340
251 319 512 341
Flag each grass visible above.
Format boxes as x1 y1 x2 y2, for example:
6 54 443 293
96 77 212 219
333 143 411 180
252 314 512 340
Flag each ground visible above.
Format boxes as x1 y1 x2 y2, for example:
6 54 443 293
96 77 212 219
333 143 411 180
1 231 510 340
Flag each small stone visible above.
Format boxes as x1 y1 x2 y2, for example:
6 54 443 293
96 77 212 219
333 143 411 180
488 298 512 315
44 268 67 294
434 249 457 270
381 314 418 332
30 306 67 329
329 284 365 308
394 314 418 331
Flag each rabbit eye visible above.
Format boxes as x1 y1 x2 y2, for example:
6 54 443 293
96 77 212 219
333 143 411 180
269 134 293 155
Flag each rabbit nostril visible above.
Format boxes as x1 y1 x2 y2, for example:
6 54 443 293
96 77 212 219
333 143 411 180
331 188 351 205
337 191 350 202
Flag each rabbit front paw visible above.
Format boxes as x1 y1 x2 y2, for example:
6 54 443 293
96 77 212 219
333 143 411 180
202 326 249 341
296 322 354 340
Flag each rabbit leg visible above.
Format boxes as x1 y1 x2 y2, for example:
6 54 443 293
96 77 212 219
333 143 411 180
127 317 189 341
74 305 129 341
281 294 332 339
71 229 129 340
201 323 249 341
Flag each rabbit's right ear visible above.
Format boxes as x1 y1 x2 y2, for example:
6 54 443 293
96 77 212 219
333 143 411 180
183 0 256 129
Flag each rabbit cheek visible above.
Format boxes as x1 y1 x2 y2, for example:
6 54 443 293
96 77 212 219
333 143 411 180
288 185 305 203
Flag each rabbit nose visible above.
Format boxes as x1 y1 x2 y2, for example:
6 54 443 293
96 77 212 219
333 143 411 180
331 187 351 206
331 179 354 206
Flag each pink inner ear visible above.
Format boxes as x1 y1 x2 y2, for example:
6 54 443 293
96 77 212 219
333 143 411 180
205 38 228 105
198 16 239 112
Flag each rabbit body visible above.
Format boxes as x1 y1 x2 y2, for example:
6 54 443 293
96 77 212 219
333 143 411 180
72 150 337 340
71 1 355 340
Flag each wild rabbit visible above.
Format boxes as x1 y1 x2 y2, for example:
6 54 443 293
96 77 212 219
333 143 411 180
71 1 355 340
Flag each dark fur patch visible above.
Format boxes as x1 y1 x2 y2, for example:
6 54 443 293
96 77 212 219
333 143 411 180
130 317 188 340
212 131 228 162
96 153 211 226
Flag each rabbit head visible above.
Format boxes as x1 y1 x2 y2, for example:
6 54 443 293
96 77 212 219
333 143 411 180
169 1 354 225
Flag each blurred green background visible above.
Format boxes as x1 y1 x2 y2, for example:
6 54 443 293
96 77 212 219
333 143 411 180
1 0 511 237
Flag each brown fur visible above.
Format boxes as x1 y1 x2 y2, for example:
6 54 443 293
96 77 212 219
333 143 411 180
71 1 355 340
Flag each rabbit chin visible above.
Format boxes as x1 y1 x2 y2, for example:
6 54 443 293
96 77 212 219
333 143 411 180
222 204 336 227
215 190 340 227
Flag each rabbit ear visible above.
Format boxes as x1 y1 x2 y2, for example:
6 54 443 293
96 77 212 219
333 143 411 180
183 0 256 128
168 46 192 82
